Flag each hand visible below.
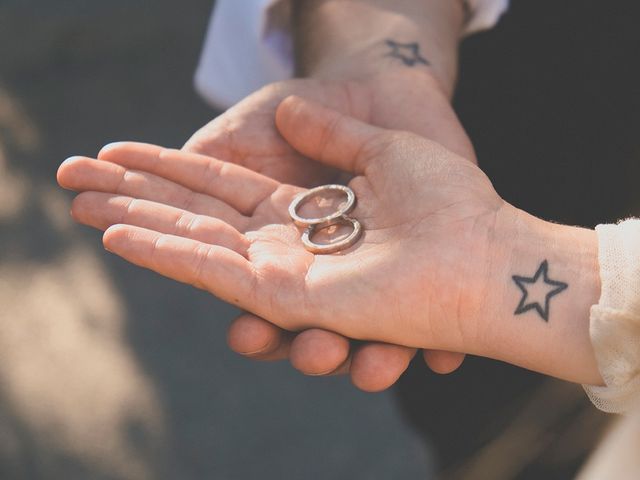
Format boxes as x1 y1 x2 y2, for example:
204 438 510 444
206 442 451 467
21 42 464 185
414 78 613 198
184 71 474 185
184 70 475 389
58 97 504 367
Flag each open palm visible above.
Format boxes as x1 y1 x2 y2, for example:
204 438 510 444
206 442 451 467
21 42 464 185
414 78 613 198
58 97 502 358
183 72 476 388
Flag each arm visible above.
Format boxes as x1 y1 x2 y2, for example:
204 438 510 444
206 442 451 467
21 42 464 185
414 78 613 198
195 0 509 108
269 96 605 386
59 97 604 387
293 0 464 97
289 0 474 160
478 207 602 385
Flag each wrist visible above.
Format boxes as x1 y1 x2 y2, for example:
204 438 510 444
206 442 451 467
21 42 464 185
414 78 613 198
477 205 602 384
309 50 453 98
312 62 453 108
304 36 457 99
293 0 464 98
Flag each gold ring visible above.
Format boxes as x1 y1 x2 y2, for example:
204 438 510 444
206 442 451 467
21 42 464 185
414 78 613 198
301 216 362 254
288 184 356 227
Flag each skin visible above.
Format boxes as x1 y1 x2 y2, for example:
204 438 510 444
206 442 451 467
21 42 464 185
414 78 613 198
184 72 472 389
181 0 470 390
57 97 603 386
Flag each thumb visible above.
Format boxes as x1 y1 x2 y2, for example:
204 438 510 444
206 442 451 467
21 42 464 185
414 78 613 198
275 95 387 174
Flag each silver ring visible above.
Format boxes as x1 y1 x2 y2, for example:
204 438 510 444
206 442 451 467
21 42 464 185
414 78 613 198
301 216 362 254
288 184 356 227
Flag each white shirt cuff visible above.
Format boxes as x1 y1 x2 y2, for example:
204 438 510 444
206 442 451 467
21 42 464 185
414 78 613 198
194 0 293 109
464 0 510 35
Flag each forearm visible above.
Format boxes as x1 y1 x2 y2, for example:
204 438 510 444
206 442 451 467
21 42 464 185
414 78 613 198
292 0 465 97
476 205 602 385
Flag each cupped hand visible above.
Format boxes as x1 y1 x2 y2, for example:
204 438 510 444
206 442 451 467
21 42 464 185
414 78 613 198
58 97 503 370
184 70 475 185
184 71 474 388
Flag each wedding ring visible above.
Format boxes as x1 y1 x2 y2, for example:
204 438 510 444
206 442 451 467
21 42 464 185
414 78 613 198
288 184 364 254
288 184 356 227
301 216 363 254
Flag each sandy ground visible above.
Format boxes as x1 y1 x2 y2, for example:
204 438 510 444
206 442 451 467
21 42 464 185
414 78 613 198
0 1 429 479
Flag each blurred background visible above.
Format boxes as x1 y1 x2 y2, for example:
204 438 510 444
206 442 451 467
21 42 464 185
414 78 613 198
0 1 430 478
4 1 640 478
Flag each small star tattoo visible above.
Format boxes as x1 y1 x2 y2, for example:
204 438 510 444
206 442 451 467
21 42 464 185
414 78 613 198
385 39 430 67
512 260 568 322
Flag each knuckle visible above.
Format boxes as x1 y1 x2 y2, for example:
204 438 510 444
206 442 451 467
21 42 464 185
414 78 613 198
175 210 198 236
122 197 138 223
200 159 222 191
191 243 212 289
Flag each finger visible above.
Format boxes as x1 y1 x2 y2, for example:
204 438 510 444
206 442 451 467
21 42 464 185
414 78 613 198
350 343 417 393
275 95 387 175
289 329 351 376
58 156 247 229
227 313 293 360
103 225 256 309
98 142 280 215
422 350 466 374
72 192 249 256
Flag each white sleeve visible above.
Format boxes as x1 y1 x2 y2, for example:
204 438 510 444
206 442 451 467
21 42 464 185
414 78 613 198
464 0 510 35
583 219 640 414
194 0 294 109
195 0 510 109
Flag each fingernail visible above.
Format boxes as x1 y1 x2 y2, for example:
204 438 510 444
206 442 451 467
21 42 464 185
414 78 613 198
239 343 274 356
238 337 280 356
100 141 126 153
61 155 83 165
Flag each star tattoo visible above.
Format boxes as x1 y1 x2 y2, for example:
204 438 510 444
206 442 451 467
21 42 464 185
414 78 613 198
512 260 568 322
384 39 430 67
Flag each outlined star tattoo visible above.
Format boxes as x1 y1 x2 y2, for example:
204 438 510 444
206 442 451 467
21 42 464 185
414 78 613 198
512 260 568 322
385 40 430 67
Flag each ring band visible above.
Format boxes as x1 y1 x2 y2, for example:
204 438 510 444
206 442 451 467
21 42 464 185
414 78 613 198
301 216 362 254
288 184 356 227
